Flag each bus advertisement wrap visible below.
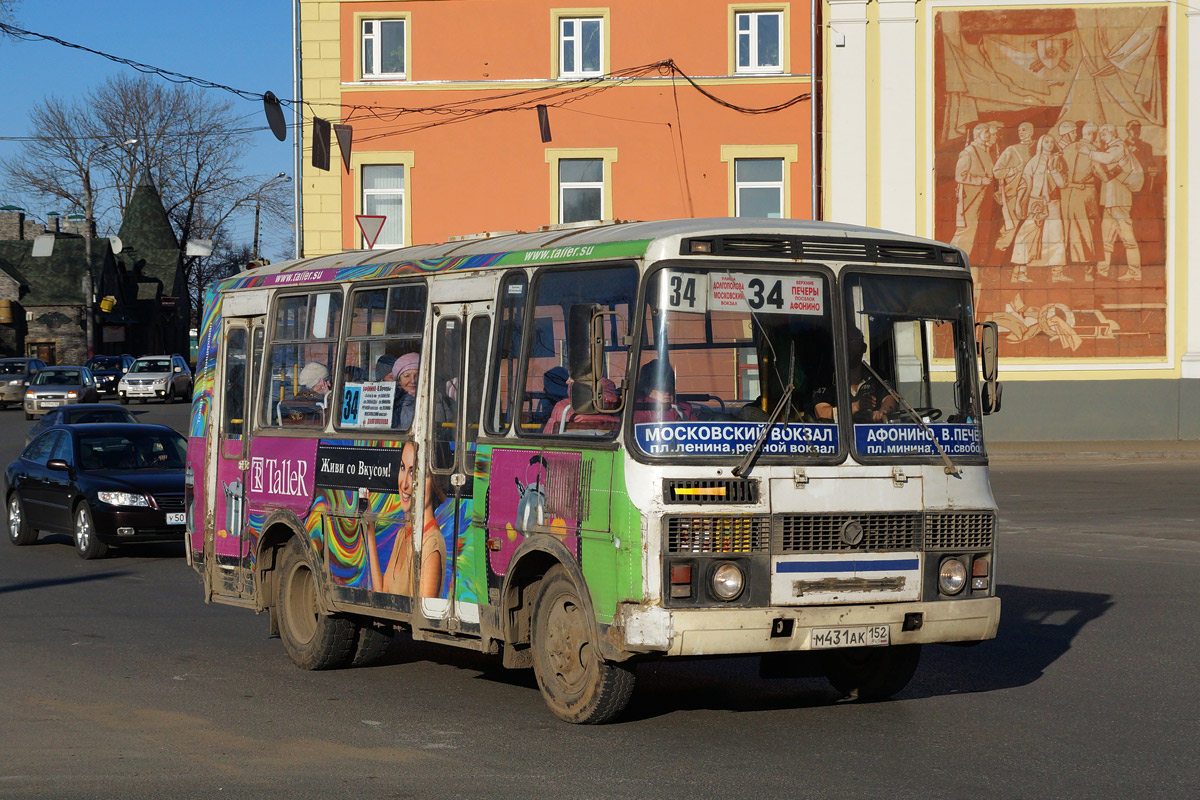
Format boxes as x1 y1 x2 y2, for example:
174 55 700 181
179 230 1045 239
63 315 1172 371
854 423 984 456
634 421 838 456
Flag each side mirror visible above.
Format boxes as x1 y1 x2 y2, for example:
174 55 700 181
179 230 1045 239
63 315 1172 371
979 321 1002 415
47 458 72 474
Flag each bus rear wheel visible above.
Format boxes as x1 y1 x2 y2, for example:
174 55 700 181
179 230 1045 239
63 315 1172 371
531 565 635 724
276 537 356 670
821 643 922 701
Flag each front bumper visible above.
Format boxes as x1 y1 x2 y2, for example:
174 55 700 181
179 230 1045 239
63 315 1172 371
92 507 187 544
615 596 1001 657
0 385 26 403
23 396 77 416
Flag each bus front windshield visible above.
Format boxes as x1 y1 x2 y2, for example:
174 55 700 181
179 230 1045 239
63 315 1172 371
841 272 984 460
633 266 838 459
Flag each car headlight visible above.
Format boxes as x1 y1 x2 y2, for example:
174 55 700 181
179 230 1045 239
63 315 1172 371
938 557 968 595
97 491 150 507
711 562 745 601
67 391 79 399
153 378 167 386
24 391 33 398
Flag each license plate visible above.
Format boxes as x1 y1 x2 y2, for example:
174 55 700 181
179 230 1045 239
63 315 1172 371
810 625 890 649
39 400 62 408
166 512 185 525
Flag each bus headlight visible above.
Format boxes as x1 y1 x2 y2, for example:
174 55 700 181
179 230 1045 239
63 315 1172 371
711 562 745 601
938 558 968 595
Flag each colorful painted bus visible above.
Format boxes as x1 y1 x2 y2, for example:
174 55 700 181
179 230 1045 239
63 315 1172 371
186 218 1003 723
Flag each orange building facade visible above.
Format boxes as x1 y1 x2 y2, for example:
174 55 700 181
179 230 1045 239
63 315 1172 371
297 1 816 254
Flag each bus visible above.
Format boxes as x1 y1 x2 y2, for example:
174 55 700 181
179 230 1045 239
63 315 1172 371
186 218 1002 723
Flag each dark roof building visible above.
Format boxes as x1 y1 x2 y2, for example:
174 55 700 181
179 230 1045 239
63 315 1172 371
0 173 189 365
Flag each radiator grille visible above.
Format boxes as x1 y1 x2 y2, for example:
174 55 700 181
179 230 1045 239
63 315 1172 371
154 493 186 512
776 513 923 552
665 515 770 554
663 479 759 504
925 511 995 549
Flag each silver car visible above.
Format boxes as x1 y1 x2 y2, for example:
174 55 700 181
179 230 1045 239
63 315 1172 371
0 357 48 409
23 366 100 420
117 355 193 404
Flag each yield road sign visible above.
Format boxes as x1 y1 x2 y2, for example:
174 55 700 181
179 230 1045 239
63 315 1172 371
356 215 387 249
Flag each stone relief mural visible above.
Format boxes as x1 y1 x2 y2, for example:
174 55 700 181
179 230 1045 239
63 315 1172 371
934 6 1168 358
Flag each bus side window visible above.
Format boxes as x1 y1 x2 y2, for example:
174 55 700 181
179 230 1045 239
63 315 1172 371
485 271 527 436
520 264 637 437
263 290 342 428
339 283 427 432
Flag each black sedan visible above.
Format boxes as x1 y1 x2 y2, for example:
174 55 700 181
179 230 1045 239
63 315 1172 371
25 403 138 445
5 423 186 559
85 354 135 397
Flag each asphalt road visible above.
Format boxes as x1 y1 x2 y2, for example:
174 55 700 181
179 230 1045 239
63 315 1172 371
1 402 1198 799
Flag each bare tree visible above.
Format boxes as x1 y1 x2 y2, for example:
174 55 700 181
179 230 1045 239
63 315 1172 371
0 1 19 24
0 73 291 325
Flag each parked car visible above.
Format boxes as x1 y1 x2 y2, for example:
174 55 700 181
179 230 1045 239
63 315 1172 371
0 357 47 410
22 366 100 420
5 423 186 559
118 354 192 404
85 354 135 397
25 403 138 445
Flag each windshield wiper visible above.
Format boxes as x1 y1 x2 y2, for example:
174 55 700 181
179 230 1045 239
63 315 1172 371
734 341 808 477
858 359 961 477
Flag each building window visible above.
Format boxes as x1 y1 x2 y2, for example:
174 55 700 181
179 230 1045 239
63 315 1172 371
735 158 784 218
362 165 405 247
362 19 406 79
559 17 603 78
735 11 783 74
558 158 604 223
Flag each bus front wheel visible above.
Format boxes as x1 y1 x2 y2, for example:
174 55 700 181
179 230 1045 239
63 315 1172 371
531 565 635 724
276 537 356 670
821 643 922 701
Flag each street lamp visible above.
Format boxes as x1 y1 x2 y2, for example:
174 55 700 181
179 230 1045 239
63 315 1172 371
252 172 290 261
82 137 138 360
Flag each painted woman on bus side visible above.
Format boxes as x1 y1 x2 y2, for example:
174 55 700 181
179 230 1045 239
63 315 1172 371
364 440 448 597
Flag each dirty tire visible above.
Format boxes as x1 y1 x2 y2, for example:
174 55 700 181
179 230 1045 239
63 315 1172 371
275 537 356 670
25 412 33 420
73 502 108 560
164 385 175 404
821 644 922 701
350 621 394 667
531 565 635 724
7 492 37 546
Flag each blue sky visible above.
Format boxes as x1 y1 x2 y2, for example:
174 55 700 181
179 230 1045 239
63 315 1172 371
0 1 296 260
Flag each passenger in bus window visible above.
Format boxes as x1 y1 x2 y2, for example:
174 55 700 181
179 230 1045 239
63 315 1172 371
542 377 620 434
374 353 396 381
364 441 447 597
813 335 896 423
632 359 695 423
388 351 419 429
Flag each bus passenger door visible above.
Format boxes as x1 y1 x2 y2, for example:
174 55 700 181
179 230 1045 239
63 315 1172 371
209 318 262 601
418 301 491 629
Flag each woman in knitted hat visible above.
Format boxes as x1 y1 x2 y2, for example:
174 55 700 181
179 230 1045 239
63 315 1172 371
389 351 419 429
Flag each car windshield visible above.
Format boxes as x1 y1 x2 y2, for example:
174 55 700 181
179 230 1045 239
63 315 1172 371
33 370 81 385
131 359 172 373
67 409 134 424
0 362 27 375
78 430 186 471
633 266 837 459
88 357 123 370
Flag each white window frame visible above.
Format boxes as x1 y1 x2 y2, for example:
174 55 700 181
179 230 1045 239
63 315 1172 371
735 11 783 74
361 18 407 80
361 165 406 248
559 17 604 78
558 158 605 224
734 158 784 218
